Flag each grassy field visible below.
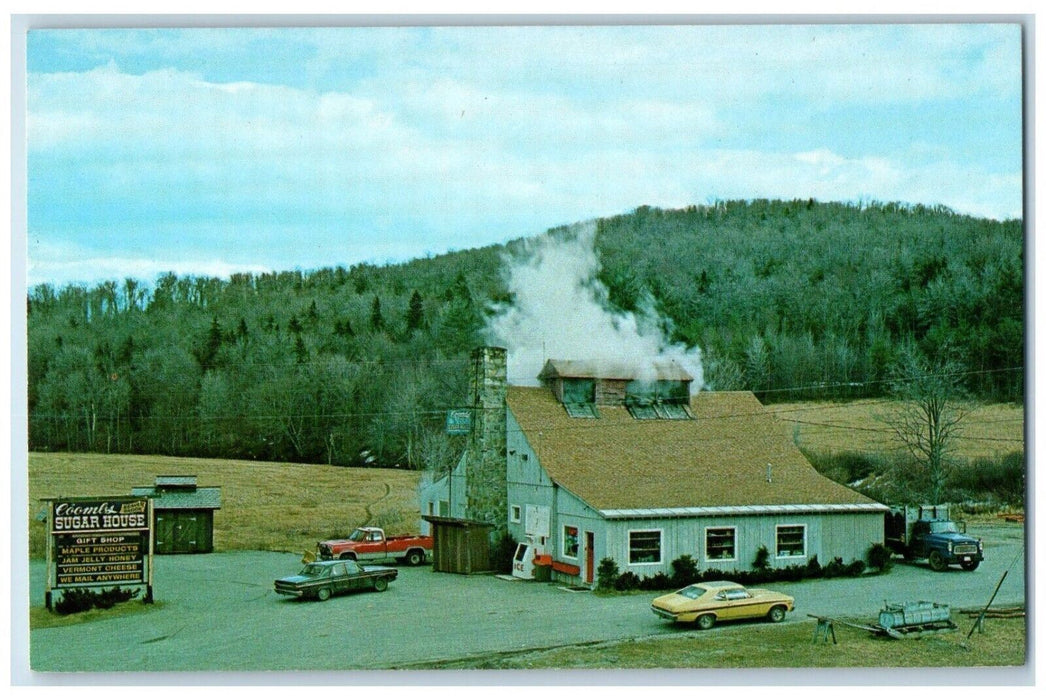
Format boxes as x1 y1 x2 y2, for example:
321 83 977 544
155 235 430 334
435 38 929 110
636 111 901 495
26 452 421 558
408 616 1027 670
768 400 1024 459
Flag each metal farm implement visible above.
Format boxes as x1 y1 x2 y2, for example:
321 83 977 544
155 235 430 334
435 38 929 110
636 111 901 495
811 600 957 642
854 601 958 639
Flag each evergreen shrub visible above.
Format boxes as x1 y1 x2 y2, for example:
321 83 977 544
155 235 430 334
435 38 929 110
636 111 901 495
670 555 700 588
54 586 138 615
490 532 519 575
867 543 893 572
596 557 619 590
613 571 640 591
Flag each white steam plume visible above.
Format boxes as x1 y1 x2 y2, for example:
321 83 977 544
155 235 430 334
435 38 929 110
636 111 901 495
485 222 704 391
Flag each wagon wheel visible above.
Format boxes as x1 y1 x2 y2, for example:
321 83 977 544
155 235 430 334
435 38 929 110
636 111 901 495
928 551 948 572
317 587 332 602
695 614 716 631
767 605 787 623
407 550 425 566
373 577 389 592
961 560 980 571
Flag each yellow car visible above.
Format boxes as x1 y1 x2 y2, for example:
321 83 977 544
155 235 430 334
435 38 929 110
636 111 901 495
651 580 795 630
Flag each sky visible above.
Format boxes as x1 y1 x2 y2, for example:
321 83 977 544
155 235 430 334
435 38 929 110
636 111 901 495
22 22 1025 288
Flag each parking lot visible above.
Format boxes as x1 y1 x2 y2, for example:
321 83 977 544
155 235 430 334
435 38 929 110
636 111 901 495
26 522 1025 674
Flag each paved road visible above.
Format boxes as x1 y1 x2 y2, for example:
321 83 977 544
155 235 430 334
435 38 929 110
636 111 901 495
27 523 1025 674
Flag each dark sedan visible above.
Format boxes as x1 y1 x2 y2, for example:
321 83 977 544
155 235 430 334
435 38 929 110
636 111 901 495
274 559 398 601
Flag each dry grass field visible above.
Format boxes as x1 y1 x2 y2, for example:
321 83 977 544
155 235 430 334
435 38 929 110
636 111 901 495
25 401 1024 559
26 452 421 558
768 400 1024 460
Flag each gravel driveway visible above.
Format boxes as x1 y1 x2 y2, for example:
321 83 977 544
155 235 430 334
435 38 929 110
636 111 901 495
26 522 1025 674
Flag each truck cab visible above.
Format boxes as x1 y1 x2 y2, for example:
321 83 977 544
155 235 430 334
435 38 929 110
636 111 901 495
908 518 983 570
886 505 983 572
317 527 433 565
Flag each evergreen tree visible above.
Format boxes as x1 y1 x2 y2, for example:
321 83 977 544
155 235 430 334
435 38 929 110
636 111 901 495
407 290 425 332
370 295 385 331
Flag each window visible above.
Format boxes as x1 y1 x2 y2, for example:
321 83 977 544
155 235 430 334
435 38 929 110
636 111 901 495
705 527 736 561
626 402 659 420
438 500 449 516
625 380 692 420
562 379 599 418
776 525 806 558
563 525 579 559
628 530 662 564
565 403 600 418
510 505 522 523
562 379 595 403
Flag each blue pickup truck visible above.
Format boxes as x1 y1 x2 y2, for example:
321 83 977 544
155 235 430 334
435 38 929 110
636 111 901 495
885 505 984 571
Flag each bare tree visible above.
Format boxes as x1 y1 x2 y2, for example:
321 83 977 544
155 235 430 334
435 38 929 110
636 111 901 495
884 346 969 503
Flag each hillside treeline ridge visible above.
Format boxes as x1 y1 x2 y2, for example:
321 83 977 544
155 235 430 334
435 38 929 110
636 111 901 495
27 199 1023 468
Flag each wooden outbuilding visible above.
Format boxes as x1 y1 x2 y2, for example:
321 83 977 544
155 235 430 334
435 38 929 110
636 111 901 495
422 516 494 574
131 475 221 554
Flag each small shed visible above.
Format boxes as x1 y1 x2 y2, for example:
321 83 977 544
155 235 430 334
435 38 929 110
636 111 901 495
131 475 221 554
422 516 494 574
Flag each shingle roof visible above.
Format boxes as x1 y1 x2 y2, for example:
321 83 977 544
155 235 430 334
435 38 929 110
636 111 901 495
506 387 882 513
130 486 222 510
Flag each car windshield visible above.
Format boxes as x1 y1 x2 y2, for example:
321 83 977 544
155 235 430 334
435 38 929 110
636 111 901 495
930 521 959 534
348 529 369 541
677 585 707 600
299 564 329 577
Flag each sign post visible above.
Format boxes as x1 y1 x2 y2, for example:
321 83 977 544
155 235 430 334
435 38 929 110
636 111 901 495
43 496 154 609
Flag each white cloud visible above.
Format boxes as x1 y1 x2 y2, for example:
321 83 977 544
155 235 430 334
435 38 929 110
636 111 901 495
24 24 1024 288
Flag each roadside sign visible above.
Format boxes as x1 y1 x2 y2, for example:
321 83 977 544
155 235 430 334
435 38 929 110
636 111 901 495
43 496 154 608
446 408 472 435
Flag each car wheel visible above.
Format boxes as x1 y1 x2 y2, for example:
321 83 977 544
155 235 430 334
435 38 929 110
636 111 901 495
928 551 948 572
407 550 425 566
767 605 787 623
339 553 357 561
961 560 980 571
316 588 331 602
373 577 389 592
695 614 716 631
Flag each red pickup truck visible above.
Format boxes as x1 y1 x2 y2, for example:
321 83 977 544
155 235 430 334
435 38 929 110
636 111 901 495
317 527 433 566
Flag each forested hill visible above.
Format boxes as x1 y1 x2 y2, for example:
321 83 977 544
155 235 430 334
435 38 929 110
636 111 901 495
27 199 1023 468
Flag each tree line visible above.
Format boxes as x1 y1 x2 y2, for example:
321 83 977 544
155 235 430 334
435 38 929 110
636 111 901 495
26 199 1023 468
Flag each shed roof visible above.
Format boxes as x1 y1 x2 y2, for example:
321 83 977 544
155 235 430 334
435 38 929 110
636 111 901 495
538 359 693 382
130 485 222 510
506 387 883 514
154 475 198 489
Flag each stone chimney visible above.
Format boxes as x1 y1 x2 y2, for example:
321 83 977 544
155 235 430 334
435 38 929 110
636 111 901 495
465 346 508 529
